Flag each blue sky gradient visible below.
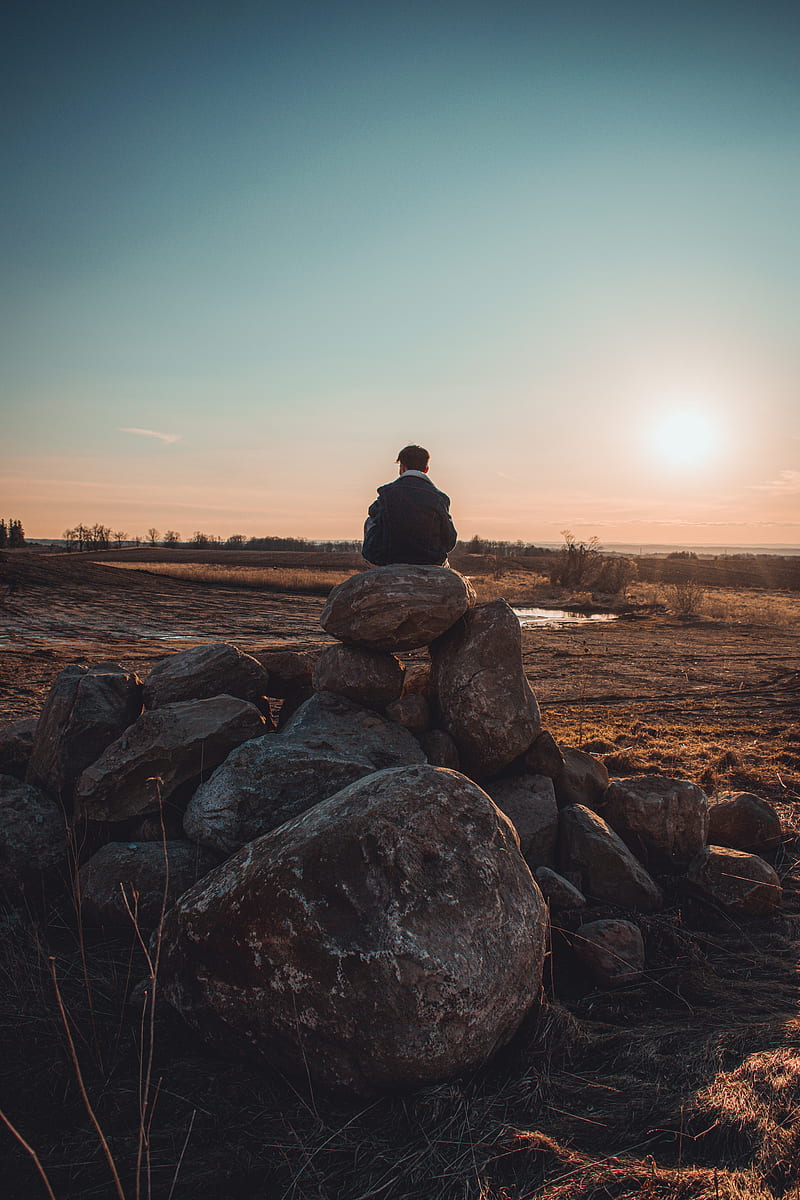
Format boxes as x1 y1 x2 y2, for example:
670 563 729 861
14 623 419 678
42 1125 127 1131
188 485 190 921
2 0 799 542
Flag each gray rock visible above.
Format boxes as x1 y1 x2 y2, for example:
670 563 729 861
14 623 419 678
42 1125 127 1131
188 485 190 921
687 846 781 915
0 774 66 893
534 866 586 910
27 663 143 805
184 691 425 854
417 729 460 770
280 691 426 769
78 841 219 934
708 792 782 852
0 718 37 781
559 805 663 911
431 600 542 780
600 775 709 871
160 764 549 1098
312 644 404 709
573 919 645 987
487 775 558 869
554 748 609 809
75 696 268 822
184 740 375 856
143 643 272 717
321 565 476 651
385 694 432 734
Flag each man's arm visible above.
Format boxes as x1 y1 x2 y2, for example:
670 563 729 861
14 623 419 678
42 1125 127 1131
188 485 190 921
362 496 386 565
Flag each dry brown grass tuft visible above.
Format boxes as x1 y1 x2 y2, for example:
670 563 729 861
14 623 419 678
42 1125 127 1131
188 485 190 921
108 561 356 595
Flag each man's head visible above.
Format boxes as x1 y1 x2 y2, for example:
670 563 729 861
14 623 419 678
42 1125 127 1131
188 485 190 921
396 444 430 473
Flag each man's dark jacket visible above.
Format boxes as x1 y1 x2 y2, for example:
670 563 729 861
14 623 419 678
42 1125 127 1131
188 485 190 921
362 472 457 566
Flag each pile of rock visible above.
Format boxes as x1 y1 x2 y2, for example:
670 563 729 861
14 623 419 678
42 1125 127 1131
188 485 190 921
0 564 787 1097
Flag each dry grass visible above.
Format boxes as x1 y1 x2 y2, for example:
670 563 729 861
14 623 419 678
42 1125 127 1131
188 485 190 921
628 582 800 626
107 561 356 595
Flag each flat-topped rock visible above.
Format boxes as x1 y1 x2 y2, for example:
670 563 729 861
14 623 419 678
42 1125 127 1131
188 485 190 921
487 774 558 869
143 642 271 716
160 765 549 1098
600 775 709 871
76 696 268 822
320 565 475 651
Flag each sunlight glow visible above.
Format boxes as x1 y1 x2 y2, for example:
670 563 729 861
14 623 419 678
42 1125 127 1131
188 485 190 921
651 408 718 467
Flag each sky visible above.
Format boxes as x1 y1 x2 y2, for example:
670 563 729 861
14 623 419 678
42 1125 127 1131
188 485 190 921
1 0 799 546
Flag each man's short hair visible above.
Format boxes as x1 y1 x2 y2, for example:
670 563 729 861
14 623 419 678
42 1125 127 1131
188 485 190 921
396 444 430 471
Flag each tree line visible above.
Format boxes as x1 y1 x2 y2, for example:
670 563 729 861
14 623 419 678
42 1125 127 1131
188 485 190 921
0 518 25 548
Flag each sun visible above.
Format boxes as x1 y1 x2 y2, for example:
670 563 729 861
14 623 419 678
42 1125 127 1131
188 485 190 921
650 408 718 467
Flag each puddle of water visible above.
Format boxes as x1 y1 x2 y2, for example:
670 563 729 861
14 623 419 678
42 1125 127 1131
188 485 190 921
513 607 618 628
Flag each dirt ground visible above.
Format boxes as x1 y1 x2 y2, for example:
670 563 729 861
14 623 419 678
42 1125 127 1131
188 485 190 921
2 551 798 809
3 550 800 1200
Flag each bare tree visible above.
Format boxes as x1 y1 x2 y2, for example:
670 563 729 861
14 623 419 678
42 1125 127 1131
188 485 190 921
162 530 181 547
113 531 127 549
147 527 160 547
226 533 246 547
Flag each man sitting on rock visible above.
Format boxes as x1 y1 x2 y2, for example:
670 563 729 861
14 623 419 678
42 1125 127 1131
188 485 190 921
362 445 458 567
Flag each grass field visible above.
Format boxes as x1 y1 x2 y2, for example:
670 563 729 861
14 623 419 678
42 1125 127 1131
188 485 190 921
1 549 799 1199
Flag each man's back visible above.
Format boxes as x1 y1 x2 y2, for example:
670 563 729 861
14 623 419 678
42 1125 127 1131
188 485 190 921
363 469 457 566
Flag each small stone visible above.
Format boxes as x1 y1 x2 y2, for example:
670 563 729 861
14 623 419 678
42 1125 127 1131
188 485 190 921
554 748 609 809
687 846 781 915
600 775 709 871
312 644 404 709
559 804 662 911
385 694 431 734
534 866 586 910
573 919 645 988
143 642 272 715
417 729 460 770
708 793 782 852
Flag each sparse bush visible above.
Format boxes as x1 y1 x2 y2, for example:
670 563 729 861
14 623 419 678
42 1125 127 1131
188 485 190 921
666 579 706 615
592 555 638 597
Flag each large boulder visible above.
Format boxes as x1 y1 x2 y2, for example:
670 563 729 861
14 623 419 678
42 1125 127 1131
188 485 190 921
0 718 37 782
78 841 219 934
687 846 781 915
707 792 782 852
159 765 549 1098
320 565 475 651
312 645 404 709
600 775 709 871
0 774 66 893
143 643 272 717
559 805 663 911
27 663 143 805
573 919 645 988
75 697 268 823
431 600 541 780
486 775 558 869
184 692 425 855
